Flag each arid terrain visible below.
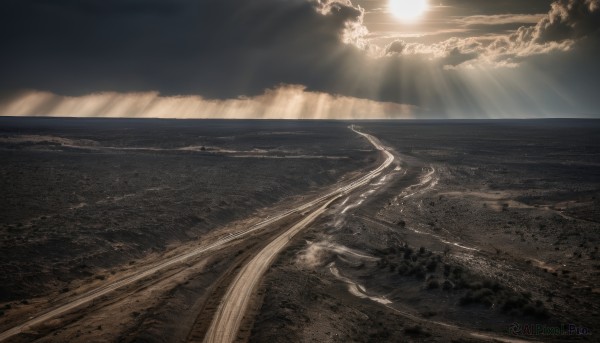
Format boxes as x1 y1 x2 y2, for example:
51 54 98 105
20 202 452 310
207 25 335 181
0 118 598 342
252 120 600 342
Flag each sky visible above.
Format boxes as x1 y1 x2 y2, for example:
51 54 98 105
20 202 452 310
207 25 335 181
0 0 599 119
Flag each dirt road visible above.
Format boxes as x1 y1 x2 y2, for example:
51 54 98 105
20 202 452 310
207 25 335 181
203 197 340 343
203 127 395 343
0 127 393 342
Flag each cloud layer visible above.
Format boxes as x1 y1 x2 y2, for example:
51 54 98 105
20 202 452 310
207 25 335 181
0 0 368 98
0 0 598 118
0 86 413 119
385 0 600 67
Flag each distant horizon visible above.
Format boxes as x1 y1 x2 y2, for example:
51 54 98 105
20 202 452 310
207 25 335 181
2 116 599 122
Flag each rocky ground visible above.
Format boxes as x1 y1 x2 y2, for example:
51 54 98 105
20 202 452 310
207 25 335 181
0 118 374 304
1 118 598 342
250 120 600 342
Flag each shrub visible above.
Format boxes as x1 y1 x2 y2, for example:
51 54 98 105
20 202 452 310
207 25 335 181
459 292 474 305
421 311 437 318
442 280 454 291
413 266 426 280
452 275 467 289
427 279 440 289
534 306 549 319
473 288 493 299
473 288 494 306
484 280 502 292
467 282 483 290
443 264 451 276
501 295 528 312
522 304 537 316
426 259 438 272
397 264 409 275
404 325 428 336
460 288 495 307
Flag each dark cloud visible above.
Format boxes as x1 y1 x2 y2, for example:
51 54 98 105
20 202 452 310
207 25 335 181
0 0 366 98
438 0 554 16
534 0 600 43
0 0 598 117
456 14 544 26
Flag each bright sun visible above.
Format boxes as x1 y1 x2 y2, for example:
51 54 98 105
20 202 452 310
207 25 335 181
389 0 429 22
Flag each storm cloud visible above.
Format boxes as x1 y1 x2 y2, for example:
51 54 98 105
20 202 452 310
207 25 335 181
0 0 599 118
0 0 368 98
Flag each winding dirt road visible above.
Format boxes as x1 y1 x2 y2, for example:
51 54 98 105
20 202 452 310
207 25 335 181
0 127 393 342
203 127 395 343
203 197 340 343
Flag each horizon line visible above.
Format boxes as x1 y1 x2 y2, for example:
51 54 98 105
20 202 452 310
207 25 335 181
1 115 599 121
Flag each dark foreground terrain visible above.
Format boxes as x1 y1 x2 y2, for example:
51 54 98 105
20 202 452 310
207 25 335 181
1 118 599 342
251 120 600 342
0 118 374 302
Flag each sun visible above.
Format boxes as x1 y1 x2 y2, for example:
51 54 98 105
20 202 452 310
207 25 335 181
389 0 429 22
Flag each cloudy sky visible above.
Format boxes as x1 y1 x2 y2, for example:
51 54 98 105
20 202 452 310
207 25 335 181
0 0 598 119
